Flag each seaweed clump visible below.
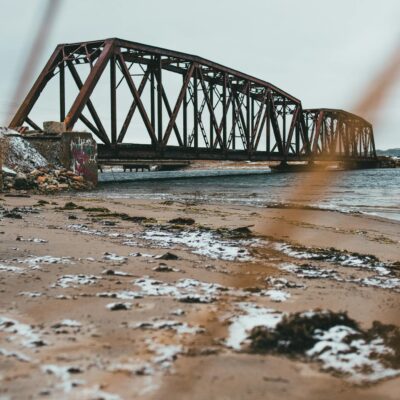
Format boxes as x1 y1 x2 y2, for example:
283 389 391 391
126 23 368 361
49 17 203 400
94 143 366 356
249 310 358 354
248 310 400 371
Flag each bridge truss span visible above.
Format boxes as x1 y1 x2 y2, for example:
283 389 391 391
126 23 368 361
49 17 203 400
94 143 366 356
304 109 377 161
9 38 311 161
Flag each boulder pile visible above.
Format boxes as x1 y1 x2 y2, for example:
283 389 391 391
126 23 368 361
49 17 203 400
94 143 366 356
2 167 94 192
0 128 94 193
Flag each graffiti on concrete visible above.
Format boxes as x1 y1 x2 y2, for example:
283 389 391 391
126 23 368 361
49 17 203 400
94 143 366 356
70 137 97 182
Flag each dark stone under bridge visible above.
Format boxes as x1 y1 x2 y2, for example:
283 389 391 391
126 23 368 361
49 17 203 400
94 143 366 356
9 38 377 164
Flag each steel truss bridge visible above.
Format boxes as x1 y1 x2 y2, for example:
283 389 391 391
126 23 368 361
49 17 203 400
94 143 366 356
10 38 377 163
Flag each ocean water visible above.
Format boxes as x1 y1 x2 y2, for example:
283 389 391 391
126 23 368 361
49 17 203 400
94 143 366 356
87 168 400 222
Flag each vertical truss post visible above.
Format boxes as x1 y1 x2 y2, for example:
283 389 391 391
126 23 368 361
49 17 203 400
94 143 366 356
232 99 236 150
183 76 188 147
157 56 163 145
246 84 250 152
150 69 155 130
370 127 377 158
251 96 255 143
193 70 198 150
222 73 227 150
110 55 117 144
266 91 271 154
282 99 286 158
209 81 214 149
59 62 65 122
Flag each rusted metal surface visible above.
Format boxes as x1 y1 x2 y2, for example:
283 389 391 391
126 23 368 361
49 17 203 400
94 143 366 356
304 108 376 160
9 38 376 162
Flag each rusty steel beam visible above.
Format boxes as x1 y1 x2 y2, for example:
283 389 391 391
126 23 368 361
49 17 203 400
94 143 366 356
64 40 114 130
9 45 62 128
66 61 110 144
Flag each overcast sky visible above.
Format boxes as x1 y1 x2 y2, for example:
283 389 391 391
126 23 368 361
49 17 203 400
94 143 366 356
0 0 399 149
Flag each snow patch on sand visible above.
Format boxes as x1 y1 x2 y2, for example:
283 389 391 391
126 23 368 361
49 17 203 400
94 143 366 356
53 274 100 288
307 326 400 383
226 303 283 350
0 316 43 348
133 320 204 335
141 228 254 261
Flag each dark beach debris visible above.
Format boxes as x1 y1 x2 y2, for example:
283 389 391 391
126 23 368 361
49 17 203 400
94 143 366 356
152 264 180 272
3 211 23 219
87 210 157 224
178 294 216 303
102 269 132 277
102 220 116 226
155 252 179 260
243 287 263 293
84 206 110 213
249 310 358 354
67 367 83 374
281 263 340 280
168 217 195 225
4 193 31 198
31 339 47 347
215 225 254 239
60 202 85 210
103 269 118 275
68 215 77 220
35 199 49 206
1 206 39 219
266 276 305 289
106 302 132 311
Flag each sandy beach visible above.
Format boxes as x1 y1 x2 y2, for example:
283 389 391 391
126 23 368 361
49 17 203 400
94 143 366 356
0 193 399 399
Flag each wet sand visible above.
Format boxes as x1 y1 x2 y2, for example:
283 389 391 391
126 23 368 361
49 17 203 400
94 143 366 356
0 194 399 399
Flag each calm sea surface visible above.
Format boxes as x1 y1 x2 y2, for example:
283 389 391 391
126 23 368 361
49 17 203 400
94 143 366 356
86 168 400 222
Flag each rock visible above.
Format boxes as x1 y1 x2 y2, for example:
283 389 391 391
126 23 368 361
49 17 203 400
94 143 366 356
72 175 84 182
152 264 177 272
43 121 66 134
156 252 179 260
30 169 42 177
4 211 23 219
36 176 47 184
14 173 33 190
168 217 195 225
1 166 17 176
107 303 131 311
